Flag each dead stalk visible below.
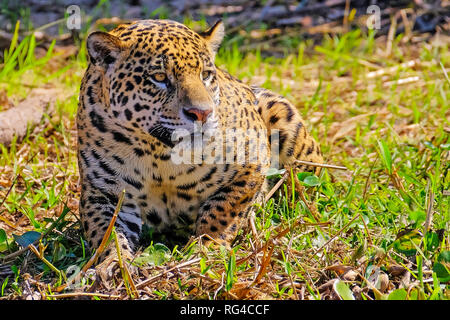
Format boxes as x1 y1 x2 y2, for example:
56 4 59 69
28 243 65 281
53 189 126 293
264 171 289 202
113 228 138 299
83 189 126 271
47 292 120 299
294 160 348 171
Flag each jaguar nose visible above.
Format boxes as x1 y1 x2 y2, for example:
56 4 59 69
182 107 212 124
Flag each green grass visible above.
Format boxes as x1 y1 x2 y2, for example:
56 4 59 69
0 20 448 300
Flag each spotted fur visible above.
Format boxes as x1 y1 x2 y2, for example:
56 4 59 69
77 19 323 261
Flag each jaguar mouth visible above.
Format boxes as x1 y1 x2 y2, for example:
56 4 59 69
150 117 220 149
148 125 175 148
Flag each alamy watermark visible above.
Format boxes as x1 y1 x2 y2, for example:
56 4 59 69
66 5 81 30
366 5 381 30
64 4 382 31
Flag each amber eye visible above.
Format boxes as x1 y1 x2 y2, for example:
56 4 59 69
151 73 167 83
202 70 212 81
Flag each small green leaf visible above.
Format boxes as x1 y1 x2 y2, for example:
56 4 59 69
1 277 8 296
437 251 450 263
297 172 313 181
200 258 206 274
0 229 8 251
432 262 450 283
302 175 320 187
10 265 19 277
429 272 442 300
425 232 439 252
12 231 41 248
225 251 236 291
0 229 6 243
351 240 366 263
388 288 408 300
333 280 355 300
408 288 420 300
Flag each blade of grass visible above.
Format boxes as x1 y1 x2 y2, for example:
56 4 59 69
28 243 65 281
85 189 126 268
378 139 392 175
112 227 139 299
53 190 125 292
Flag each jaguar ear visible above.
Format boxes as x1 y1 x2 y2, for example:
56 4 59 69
86 31 123 68
200 20 225 54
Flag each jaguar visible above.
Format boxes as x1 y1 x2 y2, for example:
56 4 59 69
77 19 323 271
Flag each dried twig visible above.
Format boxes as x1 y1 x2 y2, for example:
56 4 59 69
343 0 350 31
252 242 274 285
366 60 417 78
47 292 120 299
285 236 299 300
297 183 321 223
123 262 139 298
264 171 289 202
52 190 126 293
386 14 398 56
249 211 258 240
83 189 126 270
362 159 377 203
294 160 348 171
28 243 64 280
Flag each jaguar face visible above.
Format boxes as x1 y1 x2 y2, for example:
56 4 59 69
86 19 224 147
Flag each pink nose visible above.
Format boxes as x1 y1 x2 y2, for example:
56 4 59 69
183 108 212 124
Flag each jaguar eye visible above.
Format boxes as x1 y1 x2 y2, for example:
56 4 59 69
202 70 212 81
151 73 167 83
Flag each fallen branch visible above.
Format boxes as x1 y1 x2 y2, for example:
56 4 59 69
366 60 418 78
0 88 59 147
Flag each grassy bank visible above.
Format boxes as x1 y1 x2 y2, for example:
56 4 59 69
0 21 449 300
